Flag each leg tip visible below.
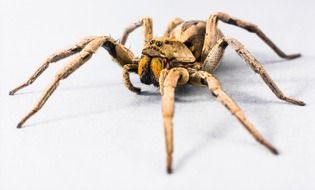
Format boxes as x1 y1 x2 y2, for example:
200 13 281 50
292 99 306 106
130 87 141 94
285 53 301 60
298 101 306 106
167 167 173 174
271 147 279 155
17 123 23 129
135 88 141 94
9 90 16 95
283 97 306 106
263 141 279 155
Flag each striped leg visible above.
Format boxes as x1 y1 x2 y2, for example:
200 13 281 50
190 70 279 154
9 37 96 95
162 68 189 173
158 69 170 95
16 36 136 128
204 38 305 106
202 12 300 60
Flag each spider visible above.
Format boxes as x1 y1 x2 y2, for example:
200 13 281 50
10 12 305 173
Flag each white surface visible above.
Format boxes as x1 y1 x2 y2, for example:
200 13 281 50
1 0 315 189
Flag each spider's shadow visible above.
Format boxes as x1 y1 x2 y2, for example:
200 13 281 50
172 55 309 172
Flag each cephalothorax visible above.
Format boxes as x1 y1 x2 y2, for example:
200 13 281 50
10 12 305 173
139 37 196 86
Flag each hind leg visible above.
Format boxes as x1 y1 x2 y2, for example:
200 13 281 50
203 37 305 106
201 12 300 60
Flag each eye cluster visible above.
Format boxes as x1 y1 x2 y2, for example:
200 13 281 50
150 40 166 47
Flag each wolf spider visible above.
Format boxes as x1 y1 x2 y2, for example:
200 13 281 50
10 12 305 173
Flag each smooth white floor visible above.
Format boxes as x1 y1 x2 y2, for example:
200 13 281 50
1 0 315 189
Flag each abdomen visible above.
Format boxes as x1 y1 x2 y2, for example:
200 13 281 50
169 20 223 62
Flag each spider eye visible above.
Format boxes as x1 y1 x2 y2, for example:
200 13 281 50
150 40 154 45
156 41 162 47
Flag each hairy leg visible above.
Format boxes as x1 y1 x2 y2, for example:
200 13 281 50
163 17 184 37
202 12 300 60
190 70 278 154
9 37 96 95
10 35 136 96
205 38 305 106
120 17 153 45
162 68 189 173
16 36 136 128
158 69 169 95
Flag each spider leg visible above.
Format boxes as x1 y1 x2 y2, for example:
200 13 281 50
123 64 141 93
190 70 278 154
162 68 189 174
158 69 170 95
120 17 153 45
163 17 184 37
16 36 136 128
9 37 96 95
226 38 304 105
202 12 300 60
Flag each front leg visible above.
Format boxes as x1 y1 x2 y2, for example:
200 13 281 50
162 68 189 173
102 38 135 67
158 69 169 95
123 64 141 93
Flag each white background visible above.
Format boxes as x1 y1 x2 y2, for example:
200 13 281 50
1 0 315 189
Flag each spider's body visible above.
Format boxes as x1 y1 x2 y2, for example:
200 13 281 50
10 12 305 174
138 19 224 88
